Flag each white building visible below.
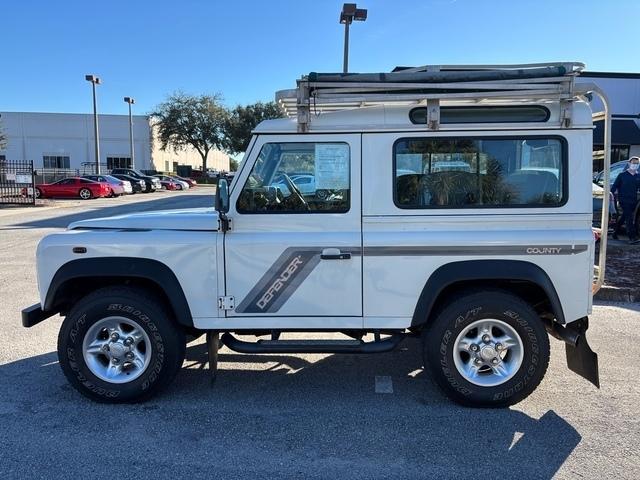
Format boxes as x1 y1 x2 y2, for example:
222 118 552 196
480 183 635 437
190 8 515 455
0 111 230 174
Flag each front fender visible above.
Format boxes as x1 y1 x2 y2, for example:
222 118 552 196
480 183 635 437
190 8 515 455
44 257 194 327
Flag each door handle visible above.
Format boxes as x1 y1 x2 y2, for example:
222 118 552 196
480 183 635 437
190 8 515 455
321 248 351 260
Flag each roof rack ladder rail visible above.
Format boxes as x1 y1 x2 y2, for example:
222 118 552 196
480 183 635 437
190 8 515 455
580 83 611 293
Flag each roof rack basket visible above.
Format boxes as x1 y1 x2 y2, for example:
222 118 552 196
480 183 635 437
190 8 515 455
276 62 589 133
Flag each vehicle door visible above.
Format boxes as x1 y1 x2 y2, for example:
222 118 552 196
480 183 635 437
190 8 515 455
49 178 75 196
223 135 362 327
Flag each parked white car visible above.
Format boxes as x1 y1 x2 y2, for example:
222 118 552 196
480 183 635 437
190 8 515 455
22 62 608 408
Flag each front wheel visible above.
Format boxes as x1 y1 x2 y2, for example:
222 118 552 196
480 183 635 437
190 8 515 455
57 286 186 403
422 289 550 408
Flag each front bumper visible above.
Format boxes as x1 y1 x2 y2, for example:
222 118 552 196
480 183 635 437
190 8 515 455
21 303 58 328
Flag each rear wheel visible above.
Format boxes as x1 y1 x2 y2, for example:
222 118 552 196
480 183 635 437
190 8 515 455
422 289 550 408
57 286 186 403
79 188 92 200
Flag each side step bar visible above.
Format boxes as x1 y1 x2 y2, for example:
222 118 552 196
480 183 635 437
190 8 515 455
220 333 406 354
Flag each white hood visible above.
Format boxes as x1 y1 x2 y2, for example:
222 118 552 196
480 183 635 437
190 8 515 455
68 207 219 231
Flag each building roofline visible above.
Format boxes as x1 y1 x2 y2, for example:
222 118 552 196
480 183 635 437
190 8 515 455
0 111 149 119
577 71 640 79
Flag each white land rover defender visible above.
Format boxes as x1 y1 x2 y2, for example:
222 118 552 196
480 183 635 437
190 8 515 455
22 63 611 407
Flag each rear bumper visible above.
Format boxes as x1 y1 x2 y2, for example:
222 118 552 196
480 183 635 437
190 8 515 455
21 303 57 328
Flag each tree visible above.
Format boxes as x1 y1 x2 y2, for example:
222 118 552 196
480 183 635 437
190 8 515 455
0 115 7 151
229 158 239 171
223 101 283 155
152 92 227 172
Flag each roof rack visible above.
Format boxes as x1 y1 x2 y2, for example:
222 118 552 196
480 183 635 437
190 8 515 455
275 62 587 132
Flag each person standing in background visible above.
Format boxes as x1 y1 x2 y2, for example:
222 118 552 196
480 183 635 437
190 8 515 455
612 156 640 244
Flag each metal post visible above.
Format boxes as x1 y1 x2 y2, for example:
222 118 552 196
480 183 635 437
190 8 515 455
343 21 350 73
91 82 100 174
86 75 102 174
128 102 135 169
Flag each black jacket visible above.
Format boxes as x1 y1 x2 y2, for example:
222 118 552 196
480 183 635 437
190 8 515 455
612 170 640 204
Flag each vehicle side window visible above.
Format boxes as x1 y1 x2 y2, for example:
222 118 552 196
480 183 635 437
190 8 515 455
80 179 94 184
610 164 625 183
57 178 75 185
237 142 350 214
394 137 566 208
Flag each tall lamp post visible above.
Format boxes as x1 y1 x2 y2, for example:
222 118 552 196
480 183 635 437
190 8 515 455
123 97 136 169
339 3 367 73
85 75 101 174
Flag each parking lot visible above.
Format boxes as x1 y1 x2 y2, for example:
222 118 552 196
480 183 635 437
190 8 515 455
1 190 639 479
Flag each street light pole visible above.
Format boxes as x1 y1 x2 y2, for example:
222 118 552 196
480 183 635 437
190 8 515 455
343 20 350 74
124 97 136 169
339 3 367 74
85 75 101 174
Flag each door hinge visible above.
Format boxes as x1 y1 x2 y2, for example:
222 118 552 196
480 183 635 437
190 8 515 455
218 296 235 310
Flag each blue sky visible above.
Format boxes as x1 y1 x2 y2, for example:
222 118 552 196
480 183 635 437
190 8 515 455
1 0 638 115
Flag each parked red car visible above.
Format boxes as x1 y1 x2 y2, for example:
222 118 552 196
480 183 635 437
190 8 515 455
156 178 178 190
27 177 111 200
175 175 197 187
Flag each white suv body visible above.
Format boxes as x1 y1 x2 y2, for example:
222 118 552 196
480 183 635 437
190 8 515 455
22 65 608 407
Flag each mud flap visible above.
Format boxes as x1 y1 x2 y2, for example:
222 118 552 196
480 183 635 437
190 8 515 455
565 320 600 388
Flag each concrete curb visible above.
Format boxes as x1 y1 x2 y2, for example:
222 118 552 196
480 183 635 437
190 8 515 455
594 286 639 303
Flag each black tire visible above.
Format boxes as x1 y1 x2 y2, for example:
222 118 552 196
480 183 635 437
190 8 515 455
422 289 550 408
35 187 42 199
57 286 186 403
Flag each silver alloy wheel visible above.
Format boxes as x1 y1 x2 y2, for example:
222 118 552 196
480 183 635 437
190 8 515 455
35 188 41 198
79 188 91 199
82 316 152 384
452 318 524 387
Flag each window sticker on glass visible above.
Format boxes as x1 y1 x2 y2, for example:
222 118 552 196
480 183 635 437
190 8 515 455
396 154 423 175
314 144 349 190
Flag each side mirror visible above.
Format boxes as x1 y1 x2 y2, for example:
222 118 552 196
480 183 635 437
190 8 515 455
216 177 230 213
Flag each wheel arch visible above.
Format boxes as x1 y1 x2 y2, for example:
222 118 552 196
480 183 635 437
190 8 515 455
410 260 565 328
44 257 193 327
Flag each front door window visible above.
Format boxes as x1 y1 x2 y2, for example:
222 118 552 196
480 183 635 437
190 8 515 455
236 142 350 214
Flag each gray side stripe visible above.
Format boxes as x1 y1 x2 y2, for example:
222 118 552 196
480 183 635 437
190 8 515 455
365 245 588 256
234 244 588 314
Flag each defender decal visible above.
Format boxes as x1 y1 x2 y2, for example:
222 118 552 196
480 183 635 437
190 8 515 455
234 244 588 314
235 248 325 313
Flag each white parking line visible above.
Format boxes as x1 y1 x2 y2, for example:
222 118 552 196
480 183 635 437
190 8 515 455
375 375 393 394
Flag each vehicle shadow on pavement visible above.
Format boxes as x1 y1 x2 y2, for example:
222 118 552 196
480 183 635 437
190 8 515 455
0 339 580 478
7 193 214 229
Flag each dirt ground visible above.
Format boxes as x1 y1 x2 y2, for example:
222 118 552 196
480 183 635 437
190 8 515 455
598 238 640 290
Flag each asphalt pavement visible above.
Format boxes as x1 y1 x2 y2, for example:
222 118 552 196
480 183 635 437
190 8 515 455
0 190 639 479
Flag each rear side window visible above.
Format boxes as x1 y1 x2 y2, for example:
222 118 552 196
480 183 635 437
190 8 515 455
394 137 566 208
237 142 350 214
